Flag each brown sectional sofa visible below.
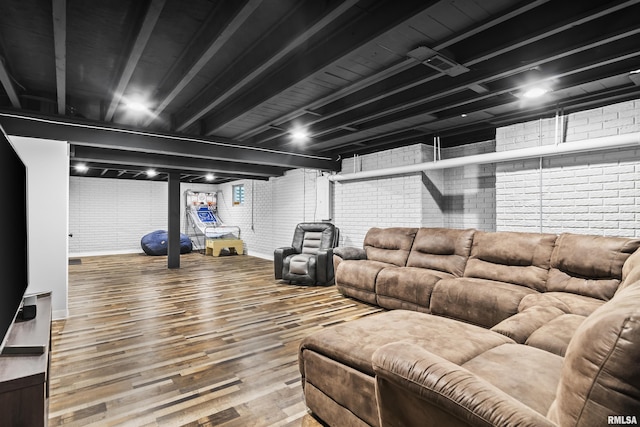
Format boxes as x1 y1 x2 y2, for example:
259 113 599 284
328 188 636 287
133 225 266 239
298 227 640 426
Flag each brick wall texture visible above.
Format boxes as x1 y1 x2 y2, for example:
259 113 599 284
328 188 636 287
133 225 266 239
69 179 216 255
496 99 640 237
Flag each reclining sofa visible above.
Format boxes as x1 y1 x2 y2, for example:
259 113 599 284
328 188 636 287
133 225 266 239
298 227 640 426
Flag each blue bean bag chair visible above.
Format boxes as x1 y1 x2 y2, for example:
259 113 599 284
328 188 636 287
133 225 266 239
141 230 192 255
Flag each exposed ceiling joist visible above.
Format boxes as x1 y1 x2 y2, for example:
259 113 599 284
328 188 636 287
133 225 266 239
52 0 66 115
281 5 640 150
104 0 167 122
0 56 20 108
144 0 263 127
199 0 441 136
236 0 554 145
174 0 360 132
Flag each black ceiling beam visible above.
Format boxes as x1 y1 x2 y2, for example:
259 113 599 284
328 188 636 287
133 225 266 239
237 0 622 147
144 0 262 126
292 16 640 152
237 0 551 144
174 0 359 132
347 35 640 133
69 161 269 183
71 145 287 178
261 1 640 152
52 0 66 115
199 0 441 136
0 110 338 171
104 0 166 121
0 35 21 108
325 81 640 158
452 0 639 67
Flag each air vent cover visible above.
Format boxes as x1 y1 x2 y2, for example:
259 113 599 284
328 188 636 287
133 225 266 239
424 54 469 77
407 46 469 77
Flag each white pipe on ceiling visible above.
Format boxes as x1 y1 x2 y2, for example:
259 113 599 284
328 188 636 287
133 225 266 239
328 132 640 182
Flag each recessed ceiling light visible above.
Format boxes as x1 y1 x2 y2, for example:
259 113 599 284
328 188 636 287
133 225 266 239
125 101 148 112
74 163 88 173
146 169 157 177
521 87 549 99
122 92 152 114
290 125 310 143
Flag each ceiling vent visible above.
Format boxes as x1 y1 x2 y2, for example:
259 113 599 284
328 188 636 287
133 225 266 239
423 54 469 77
407 46 469 77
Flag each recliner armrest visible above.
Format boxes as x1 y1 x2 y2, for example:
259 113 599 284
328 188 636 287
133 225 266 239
274 246 297 279
333 246 367 261
316 248 334 285
372 342 554 427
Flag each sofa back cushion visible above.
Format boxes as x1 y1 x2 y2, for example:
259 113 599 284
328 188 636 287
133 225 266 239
406 228 475 276
548 233 640 301
547 280 640 426
364 227 418 267
463 231 557 291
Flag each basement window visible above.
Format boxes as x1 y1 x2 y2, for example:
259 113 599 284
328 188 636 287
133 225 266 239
232 184 245 206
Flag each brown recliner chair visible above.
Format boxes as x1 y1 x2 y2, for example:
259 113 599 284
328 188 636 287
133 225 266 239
274 222 339 286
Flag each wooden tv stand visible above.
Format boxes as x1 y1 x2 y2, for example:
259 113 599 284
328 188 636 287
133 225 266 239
0 292 52 427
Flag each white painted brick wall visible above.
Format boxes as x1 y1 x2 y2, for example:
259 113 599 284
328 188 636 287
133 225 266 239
496 98 640 237
333 141 498 247
69 177 217 255
442 141 496 231
333 145 428 247
216 169 322 259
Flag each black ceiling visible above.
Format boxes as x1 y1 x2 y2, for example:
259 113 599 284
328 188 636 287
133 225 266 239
1 0 639 182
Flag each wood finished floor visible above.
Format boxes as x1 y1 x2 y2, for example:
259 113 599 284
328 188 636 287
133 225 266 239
50 253 383 426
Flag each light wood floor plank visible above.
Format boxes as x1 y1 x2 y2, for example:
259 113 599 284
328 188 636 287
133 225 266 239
50 253 381 426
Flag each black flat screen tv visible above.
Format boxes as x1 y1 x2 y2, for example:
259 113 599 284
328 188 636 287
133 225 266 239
0 126 29 354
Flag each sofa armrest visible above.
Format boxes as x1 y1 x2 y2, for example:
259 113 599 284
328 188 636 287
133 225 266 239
273 246 296 279
372 342 555 427
620 247 640 292
333 246 367 261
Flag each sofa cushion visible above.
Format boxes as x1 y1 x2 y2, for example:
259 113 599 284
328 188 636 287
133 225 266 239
376 266 452 312
372 342 558 427
463 231 557 292
548 233 640 300
299 309 515 377
363 227 417 267
431 278 538 328
335 259 392 305
405 228 475 276
519 291 603 316
547 280 640 425
462 343 563 415
524 314 585 356
491 305 566 343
